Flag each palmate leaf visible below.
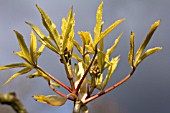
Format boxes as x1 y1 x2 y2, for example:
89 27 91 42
0 63 29 70
102 56 119 89
135 47 162 66
36 5 60 49
14 31 30 57
105 33 123 62
135 20 161 66
36 44 46 60
94 18 125 47
4 67 32 85
33 95 67 106
14 31 32 64
128 32 135 68
30 31 37 63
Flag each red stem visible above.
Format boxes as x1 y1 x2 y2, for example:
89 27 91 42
74 48 97 94
83 68 136 104
36 65 72 93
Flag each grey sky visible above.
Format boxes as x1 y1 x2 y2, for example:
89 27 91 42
0 0 170 113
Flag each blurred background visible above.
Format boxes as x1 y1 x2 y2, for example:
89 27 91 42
0 0 169 113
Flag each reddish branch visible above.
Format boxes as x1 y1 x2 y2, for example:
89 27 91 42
84 68 136 104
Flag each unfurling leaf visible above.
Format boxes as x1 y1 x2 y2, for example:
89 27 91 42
30 31 37 63
135 47 162 66
102 56 119 89
135 20 161 65
4 67 32 85
0 63 30 70
128 32 135 68
105 33 123 62
33 95 67 106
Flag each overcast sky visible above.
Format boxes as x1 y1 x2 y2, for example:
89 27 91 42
0 0 170 113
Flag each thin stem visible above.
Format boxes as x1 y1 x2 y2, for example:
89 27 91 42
83 68 136 104
49 82 74 101
75 47 97 94
35 65 72 93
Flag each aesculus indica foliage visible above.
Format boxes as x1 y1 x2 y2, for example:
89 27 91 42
0 1 162 113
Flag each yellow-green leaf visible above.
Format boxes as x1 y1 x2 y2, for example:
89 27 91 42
85 45 95 54
14 51 32 64
135 20 161 64
78 31 93 53
128 32 135 68
102 56 119 89
25 22 46 40
97 50 105 72
4 67 32 85
135 47 162 66
33 95 67 106
73 40 83 54
62 7 75 51
72 53 83 62
94 1 104 45
94 18 125 47
30 31 37 63
0 63 29 70
105 33 123 62
36 44 46 59
14 30 30 59
36 5 60 48
39 39 59 54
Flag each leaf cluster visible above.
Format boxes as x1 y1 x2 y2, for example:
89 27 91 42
0 2 162 112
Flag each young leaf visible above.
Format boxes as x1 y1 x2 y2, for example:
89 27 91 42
73 40 83 54
72 53 83 62
105 33 123 62
36 5 60 49
39 39 59 54
0 63 29 70
135 47 162 66
14 30 31 62
33 95 67 106
135 20 161 64
25 22 46 39
128 32 135 68
94 1 104 45
94 18 125 47
62 7 75 51
4 67 32 85
30 31 37 63
36 44 46 59
102 56 119 89
14 51 33 64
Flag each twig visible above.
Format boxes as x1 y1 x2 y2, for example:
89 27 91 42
75 47 98 94
35 65 72 93
48 82 74 101
84 68 136 104
0 92 28 113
